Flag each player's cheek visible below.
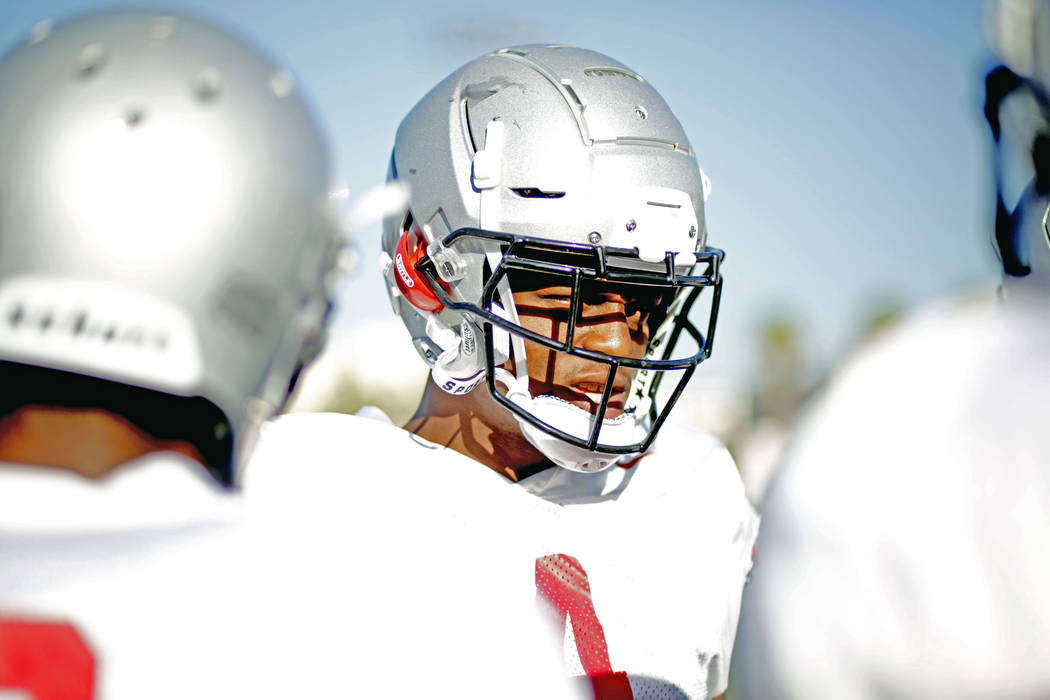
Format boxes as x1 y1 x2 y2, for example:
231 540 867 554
518 311 570 347
500 314 551 378
527 344 553 386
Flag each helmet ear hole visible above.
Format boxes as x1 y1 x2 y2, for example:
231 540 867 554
393 227 446 312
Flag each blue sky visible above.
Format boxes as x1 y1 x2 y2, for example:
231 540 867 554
0 0 999 383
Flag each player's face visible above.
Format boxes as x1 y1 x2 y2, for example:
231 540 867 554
509 271 666 418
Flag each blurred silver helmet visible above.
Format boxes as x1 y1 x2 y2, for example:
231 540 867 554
0 11 342 484
381 45 722 473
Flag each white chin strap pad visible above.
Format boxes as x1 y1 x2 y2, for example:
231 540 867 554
495 368 645 474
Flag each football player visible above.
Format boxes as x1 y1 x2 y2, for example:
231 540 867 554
0 12 575 699
731 1 1050 697
374 45 759 699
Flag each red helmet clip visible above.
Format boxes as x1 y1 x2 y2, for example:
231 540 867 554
393 228 449 313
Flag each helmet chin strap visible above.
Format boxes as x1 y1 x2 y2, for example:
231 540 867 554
494 366 644 474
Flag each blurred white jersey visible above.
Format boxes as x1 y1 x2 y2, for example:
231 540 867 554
338 410 759 700
0 414 577 700
734 292 1050 699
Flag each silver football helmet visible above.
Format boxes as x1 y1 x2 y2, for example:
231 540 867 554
0 11 343 484
381 45 722 473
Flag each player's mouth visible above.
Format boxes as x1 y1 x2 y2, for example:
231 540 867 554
560 376 630 418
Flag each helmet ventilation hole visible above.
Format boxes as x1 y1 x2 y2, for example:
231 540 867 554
511 187 565 199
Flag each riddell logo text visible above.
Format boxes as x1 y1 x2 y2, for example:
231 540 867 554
394 253 414 288
461 322 476 356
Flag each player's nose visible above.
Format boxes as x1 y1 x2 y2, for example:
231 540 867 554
576 303 636 358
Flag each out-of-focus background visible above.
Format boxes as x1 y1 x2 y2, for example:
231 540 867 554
0 0 999 500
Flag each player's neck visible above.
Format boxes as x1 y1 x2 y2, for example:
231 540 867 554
404 380 553 483
0 406 205 478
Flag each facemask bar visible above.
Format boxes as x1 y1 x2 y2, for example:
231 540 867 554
419 227 723 454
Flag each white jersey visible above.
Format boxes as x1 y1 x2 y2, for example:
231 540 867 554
0 415 577 700
734 292 1050 699
331 409 759 700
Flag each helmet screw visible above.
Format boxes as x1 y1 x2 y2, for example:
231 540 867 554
588 231 602 244
193 66 222 101
626 219 637 232
270 70 295 98
77 43 106 77
688 225 697 238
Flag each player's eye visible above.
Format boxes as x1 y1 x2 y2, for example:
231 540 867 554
506 268 569 294
623 287 660 311
628 289 672 333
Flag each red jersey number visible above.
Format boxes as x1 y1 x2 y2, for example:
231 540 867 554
0 617 95 700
